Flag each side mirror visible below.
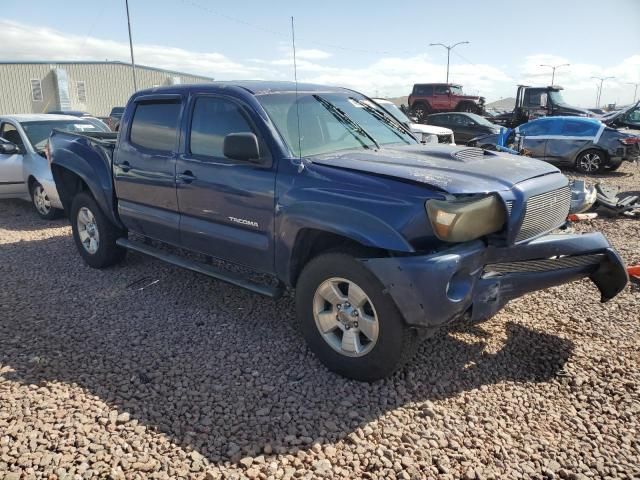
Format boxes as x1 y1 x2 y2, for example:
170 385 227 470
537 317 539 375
539 93 548 108
0 142 19 155
223 132 261 163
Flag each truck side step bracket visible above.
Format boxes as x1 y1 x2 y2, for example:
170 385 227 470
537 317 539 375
116 237 284 299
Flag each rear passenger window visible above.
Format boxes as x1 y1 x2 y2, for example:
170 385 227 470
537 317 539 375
189 97 254 158
561 120 599 137
130 101 181 152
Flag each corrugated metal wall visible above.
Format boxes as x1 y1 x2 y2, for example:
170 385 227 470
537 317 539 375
0 62 213 116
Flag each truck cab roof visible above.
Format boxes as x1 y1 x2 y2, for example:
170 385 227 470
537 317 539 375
133 81 349 98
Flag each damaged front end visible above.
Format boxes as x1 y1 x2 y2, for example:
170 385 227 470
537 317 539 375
361 232 628 329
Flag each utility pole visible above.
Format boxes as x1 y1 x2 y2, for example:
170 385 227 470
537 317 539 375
626 82 639 103
429 41 469 84
539 63 569 85
591 76 615 108
125 0 137 92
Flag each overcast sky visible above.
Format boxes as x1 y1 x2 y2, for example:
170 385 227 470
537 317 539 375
1 0 639 106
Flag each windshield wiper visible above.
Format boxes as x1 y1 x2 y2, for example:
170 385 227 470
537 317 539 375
312 95 380 150
351 98 414 144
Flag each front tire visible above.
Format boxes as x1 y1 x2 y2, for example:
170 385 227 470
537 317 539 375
30 181 62 220
295 252 418 381
576 149 606 174
70 191 126 268
456 102 480 114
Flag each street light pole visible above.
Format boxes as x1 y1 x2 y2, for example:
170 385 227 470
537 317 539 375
539 63 570 85
591 76 615 108
125 0 138 92
626 82 639 103
429 41 469 84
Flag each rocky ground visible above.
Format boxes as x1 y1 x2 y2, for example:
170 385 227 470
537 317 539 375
1 163 639 480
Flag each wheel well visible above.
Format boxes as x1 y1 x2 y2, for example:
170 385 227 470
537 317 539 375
575 147 608 165
50 166 89 213
289 229 387 287
27 175 37 192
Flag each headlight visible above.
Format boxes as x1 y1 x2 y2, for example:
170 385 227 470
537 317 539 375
426 195 506 242
422 133 438 144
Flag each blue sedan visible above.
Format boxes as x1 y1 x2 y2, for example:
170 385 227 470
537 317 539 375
468 116 639 174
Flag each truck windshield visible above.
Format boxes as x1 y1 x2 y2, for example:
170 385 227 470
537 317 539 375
257 92 417 157
21 120 107 151
372 100 412 124
548 90 569 107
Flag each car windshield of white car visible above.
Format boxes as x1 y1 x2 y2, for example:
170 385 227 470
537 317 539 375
21 121 104 151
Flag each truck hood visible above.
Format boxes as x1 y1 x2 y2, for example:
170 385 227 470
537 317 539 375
553 104 592 116
309 145 560 194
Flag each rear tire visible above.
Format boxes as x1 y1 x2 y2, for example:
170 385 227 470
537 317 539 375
70 191 126 268
295 252 418 382
30 181 62 220
411 103 431 122
576 149 606 174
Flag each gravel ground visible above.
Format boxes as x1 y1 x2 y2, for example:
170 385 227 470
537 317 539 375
1 163 639 480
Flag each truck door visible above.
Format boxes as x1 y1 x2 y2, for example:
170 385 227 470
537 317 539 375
175 94 275 273
0 122 28 199
113 96 182 244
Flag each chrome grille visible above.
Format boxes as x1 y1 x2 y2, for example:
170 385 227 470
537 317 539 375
485 253 604 275
516 186 571 243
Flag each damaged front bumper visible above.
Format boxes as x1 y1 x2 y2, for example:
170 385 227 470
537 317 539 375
362 232 628 329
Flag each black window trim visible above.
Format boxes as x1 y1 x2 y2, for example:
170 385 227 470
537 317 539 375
128 96 184 155
184 93 272 167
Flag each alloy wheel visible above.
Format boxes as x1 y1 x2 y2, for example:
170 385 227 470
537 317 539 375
312 277 379 357
579 152 602 172
77 207 100 254
33 185 51 215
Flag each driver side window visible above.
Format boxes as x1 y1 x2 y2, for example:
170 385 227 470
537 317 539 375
0 123 25 151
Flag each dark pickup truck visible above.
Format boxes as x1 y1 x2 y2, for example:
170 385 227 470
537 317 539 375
49 81 628 381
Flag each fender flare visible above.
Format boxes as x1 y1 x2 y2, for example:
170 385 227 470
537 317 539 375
50 135 122 228
275 201 414 284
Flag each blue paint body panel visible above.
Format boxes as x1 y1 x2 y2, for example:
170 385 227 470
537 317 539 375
49 81 628 328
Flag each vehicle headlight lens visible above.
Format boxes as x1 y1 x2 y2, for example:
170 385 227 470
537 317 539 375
422 133 439 143
426 195 506 242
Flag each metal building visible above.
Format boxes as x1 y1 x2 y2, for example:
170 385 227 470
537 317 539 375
0 61 213 116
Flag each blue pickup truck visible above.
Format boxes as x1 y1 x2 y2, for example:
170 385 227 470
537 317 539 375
49 81 628 381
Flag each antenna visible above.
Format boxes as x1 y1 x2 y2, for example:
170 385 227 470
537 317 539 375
291 16 302 159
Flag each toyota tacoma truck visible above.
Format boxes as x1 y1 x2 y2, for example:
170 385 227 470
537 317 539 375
49 82 628 382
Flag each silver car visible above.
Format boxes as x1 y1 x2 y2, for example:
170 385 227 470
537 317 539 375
0 114 109 218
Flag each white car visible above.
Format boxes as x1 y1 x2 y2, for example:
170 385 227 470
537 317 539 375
0 114 109 219
372 98 455 144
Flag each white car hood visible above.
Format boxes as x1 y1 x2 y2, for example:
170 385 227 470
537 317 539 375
409 123 453 135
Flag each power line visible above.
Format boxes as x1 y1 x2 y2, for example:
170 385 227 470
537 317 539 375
180 0 422 56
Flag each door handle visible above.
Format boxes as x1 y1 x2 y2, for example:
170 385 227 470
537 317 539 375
118 161 131 172
177 170 196 184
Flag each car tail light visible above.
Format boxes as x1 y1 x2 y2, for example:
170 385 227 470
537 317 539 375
620 136 640 145
44 142 51 164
